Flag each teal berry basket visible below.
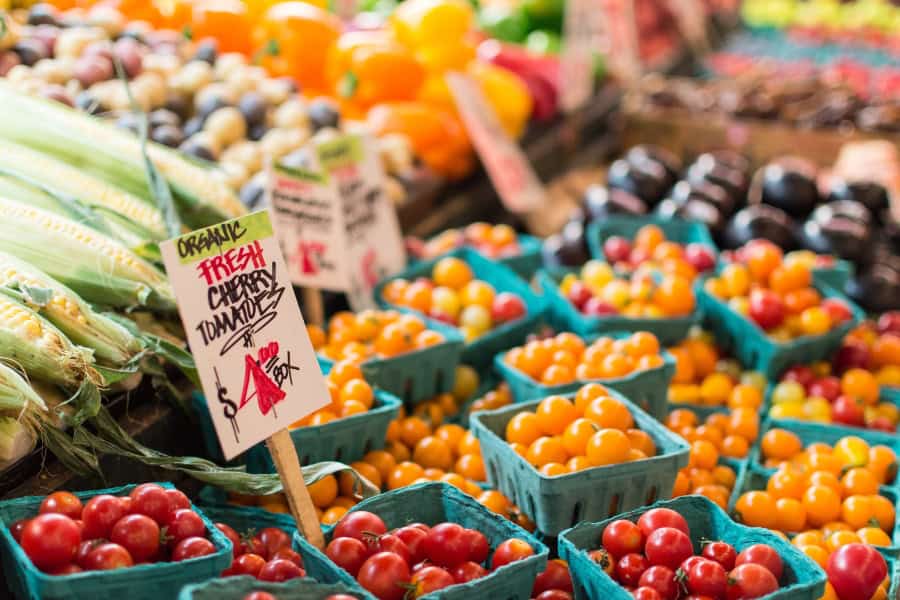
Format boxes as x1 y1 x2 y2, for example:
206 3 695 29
373 247 547 369
0 483 233 600
748 418 900 488
179 576 363 600
586 215 717 262
558 495 827 600
317 316 465 405
319 482 549 600
537 270 698 345
812 259 854 292
411 232 543 281
697 282 864 379
493 336 676 420
731 464 900 556
470 390 690 536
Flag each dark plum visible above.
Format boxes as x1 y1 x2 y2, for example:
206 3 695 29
755 158 820 219
724 204 798 250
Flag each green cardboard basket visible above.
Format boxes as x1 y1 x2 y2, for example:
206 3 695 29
179 576 362 599
586 215 717 263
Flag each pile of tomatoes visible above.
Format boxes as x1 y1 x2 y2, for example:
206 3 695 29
594 507 786 600
416 223 527 261
290 360 377 428
217 523 307 582
838 314 900 388
324 510 535 599
310 311 446 363
242 592 355 600
11 485 217 575
382 257 528 342
600 225 717 277
504 331 665 386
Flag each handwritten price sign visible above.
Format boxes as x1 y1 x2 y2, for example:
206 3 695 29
161 211 330 460
561 0 600 112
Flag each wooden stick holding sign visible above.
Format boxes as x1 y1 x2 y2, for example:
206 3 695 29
160 211 332 549
301 288 325 328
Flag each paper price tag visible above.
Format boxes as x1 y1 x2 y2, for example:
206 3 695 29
560 0 600 112
446 71 545 215
160 211 330 461
315 134 406 311
268 161 349 293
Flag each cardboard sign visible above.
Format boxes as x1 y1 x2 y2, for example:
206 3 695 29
315 134 406 311
160 211 330 461
268 162 349 293
600 0 641 83
446 71 545 215
560 0 600 112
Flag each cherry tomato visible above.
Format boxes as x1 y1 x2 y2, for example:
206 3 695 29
229 553 266 577
75 539 103 568
535 592 574 600
39 492 83 520
129 484 173 526
423 523 468 568
826 543 887 600
589 548 614 575
83 542 133 570
258 527 291 559
246 535 266 558
368 533 412 565
638 565 679 600
735 544 782 580
272 547 304 568
702 541 736 571
726 564 778 600
244 593 276 600
411 565 455 596
215 523 242 557
333 511 387 542
10 519 27 543
463 529 489 563
637 509 690 538
357 551 411 600
450 560 488 583
748 289 784 331
684 558 727 599
533 559 574 595
109 514 160 563
602 519 645 558
167 510 206 547
259 558 305 582
491 292 527 324
633 587 663 600
832 395 866 427
326 536 369 577
172 537 216 561
165 489 191 511
491 538 535 569
21 513 81 571
644 528 693 570
393 525 428 564
81 495 126 540
616 553 649 587
325 596 360 600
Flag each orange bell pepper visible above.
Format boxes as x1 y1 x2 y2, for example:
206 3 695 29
368 101 473 180
191 0 254 55
256 2 342 94
155 0 193 31
327 32 425 110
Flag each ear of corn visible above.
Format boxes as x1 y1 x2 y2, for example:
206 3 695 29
0 141 167 240
0 252 144 367
0 361 47 418
0 290 98 389
0 416 35 464
0 83 245 227
0 197 175 311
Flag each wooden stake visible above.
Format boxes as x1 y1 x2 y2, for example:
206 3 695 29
302 287 325 328
266 428 325 549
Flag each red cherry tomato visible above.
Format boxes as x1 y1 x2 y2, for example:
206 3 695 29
533 559 574 595
589 548 614 575
735 544 782 580
602 519 645 558
644 528 693 570
633 587 662 600
684 558 727 599
109 514 160 563
393 525 428 564
166 510 206 547
272 547 304 568
165 489 191 511
229 553 267 577
832 395 866 427
243 593 276 600
535 592 573 600
726 563 778 600
83 542 134 570
81 495 126 540
638 566 679 600
637 509 690 538
410 565 455 597
257 527 291 560
129 484 173 526
325 596 361 600
172 537 216 561
215 522 243 557
369 533 412 565
826 543 887 600
333 511 387 542
21 513 81 571
450 560 488 583
749 289 784 331
702 541 737 571
491 538 535 569
326 536 369 577
76 539 103 568
39 492 83 520
463 529 489 564
357 551 411 600
258 558 305 582
423 523 469 568
616 553 649 587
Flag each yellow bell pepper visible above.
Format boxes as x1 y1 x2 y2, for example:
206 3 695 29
390 0 474 49
466 61 533 139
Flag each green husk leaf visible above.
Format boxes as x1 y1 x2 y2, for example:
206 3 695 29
104 312 199 387
18 283 53 307
59 378 101 427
